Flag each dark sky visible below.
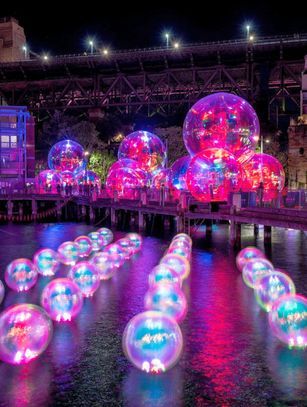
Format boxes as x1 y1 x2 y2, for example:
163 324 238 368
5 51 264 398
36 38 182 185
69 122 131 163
2 1 307 54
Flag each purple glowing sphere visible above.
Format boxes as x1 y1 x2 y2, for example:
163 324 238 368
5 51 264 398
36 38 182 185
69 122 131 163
169 156 191 198
104 243 126 268
33 248 60 277
35 170 61 194
57 241 79 265
160 254 190 280
5 258 38 292
126 233 142 253
97 228 114 245
242 258 274 289
106 167 147 200
88 232 105 251
68 261 100 297
151 168 170 189
90 252 116 280
48 139 86 174
236 246 266 272
0 280 4 305
74 235 93 258
148 264 182 287
76 170 101 188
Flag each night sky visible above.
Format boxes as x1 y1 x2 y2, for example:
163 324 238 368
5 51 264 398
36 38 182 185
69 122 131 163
1 1 307 54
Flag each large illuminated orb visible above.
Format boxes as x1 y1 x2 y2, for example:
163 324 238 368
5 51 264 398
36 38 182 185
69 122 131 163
109 159 148 180
160 254 190 280
106 167 147 200
48 140 86 174
152 168 170 189
88 232 105 251
126 233 142 253
172 233 192 247
242 153 285 200
97 228 114 245
41 278 84 322
148 264 182 287
76 170 101 188
104 243 126 268
167 243 191 261
74 236 93 258
123 310 183 374
186 148 242 202
269 294 307 348
5 258 38 292
144 283 187 323
33 248 60 277
0 280 4 305
183 92 259 162
242 258 274 289
90 252 116 280
35 170 61 194
236 246 266 272
0 304 53 365
68 261 100 297
255 271 296 312
118 131 166 173
57 241 79 265
117 238 135 258
59 170 77 187
169 156 191 197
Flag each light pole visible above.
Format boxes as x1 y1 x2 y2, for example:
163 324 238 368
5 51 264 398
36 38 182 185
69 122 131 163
246 25 250 40
165 33 169 48
22 45 28 59
89 40 94 54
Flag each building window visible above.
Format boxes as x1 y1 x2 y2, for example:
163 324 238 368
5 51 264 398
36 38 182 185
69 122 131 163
0 135 18 148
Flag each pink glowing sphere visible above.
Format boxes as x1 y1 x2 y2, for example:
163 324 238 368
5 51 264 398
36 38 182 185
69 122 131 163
106 167 147 200
242 258 274 289
104 243 126 268
35 170 62 194
126 233 142 253
172 233 192 247
118 131 166 173
183 92 259 162
60 170 77 187
255 271 296 312
169 156 191 198
0 304 53 365
166 245 191 261
241 153 285 200
88 232 105 251
186 148 242 202
76 170 101 188
269 294 307 348
169 239 191 252
57 241 79 265
148 264 182 287
0 280 4 305
152 168 170 189
74 235 93 258
236 246 266 272
123 310 183 374
109 159 149 181
90 252 116 280
97 228 114 245
48 139 86 174
117 238 135 258
41 278 84 322
5 258 38 292
68 261 100 297
33 248 60 277
144 283 187 323
160 254 190 280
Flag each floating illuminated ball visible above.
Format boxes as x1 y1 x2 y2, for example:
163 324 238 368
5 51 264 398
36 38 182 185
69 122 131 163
0 280 4 305
88 232 105 251
186 148 242 202
76 170 101 188
236 246 266 272
41 278 84 322
183 92 259 162
169 239 191 253
152 168 170 189
48 139 86 174
169 156 191 198
117 238 135 258
123 310 183 374
0 304 53 365
35 170 61 194
90 252 116 280
104 243 126 268
255 271 296 312
68 261 100 297
33 248 60 277
106 167 147 200
97 227 113 245
74 235 93 258
241 153 285 200
60 170 77 187
172 233 192 248
118 131 166 173
242 258 274 289
5 258 38 292
126 233 142 253
109 159 149 181
148 264 182 287
160 254 190 280
167 243 191 260
269 294 307 348
144 283 187 323
57 241 79 265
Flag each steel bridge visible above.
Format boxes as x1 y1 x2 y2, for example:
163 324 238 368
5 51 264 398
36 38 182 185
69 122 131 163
0 34 306 118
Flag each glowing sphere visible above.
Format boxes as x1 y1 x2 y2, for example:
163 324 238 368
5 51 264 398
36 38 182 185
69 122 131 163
90 252 116 280
33 248 60 277
60 170 77 187
152 168 170 189
57 241 79 265
104 243 126 268
126 233 142 253
236 246 266 272
269 294 307 348
117 238 135 258
109 159 149 181
183 92 259 162
106 167 147 200
0 304 53 365
5 259 38 292
74 235 93 258
41 278 84 322
172 233 192 247
160 254 190 280
148 264 182 287
169 239 191 252
255 271 296 312
169 156 191 198
241 153 285 200
76 170 101 188
0 280 4 305
123 311 183 374
48 139 86 174
97 227 113 245
144 283 187 323
88 232 105 251
167 244 191 261
242 258 274 289
68 261 100 297
35 170 61 194
118 131 166 173
186 148 242 202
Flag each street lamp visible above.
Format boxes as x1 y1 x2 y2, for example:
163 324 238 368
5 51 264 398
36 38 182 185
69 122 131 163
174 42 180 49
246 25 250 40
22 45 27 59
89 40 94 54
165 32 170 48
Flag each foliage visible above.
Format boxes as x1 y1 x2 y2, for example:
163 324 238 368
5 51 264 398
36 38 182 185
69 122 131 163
155 126 187 166
87 151 116 183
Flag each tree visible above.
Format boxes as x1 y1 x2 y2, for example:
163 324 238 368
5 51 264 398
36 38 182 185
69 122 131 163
87 151 116 183
155 126 188 166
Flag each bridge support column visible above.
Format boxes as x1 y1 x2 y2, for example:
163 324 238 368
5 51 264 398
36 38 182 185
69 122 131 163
89 206 95 223
205 219 212 234
31 199 37 221
254 224 259 237
111 208 116 228
138 211 144 231
19 203 23 220
175 216 184 233
56 201 63 221
230 221 241 248
7 200 13 222
264 225 272 245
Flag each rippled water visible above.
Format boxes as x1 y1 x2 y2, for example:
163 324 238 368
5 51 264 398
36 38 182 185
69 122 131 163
0 222 306 406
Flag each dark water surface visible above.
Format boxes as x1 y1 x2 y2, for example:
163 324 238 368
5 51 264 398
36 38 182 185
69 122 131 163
0 223 306 407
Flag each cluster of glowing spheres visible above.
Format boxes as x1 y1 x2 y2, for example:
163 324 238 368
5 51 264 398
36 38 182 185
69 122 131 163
169 156 191 197
151 168 170 189
33 248 60 277
183 92 259 162
104 243 126 268
74 235 93 258
106 167 147 200
160 254 190 280
242 258 274 289
69 262 100 297
88 232 105 251
186 148 242 202
268 294 307 348
48 140 86 175
123 311 183 374
242 153 285 200
41 278 83 322
255 271 296 312
76 170 101 188
126 233 142 253
0 280 4 305
148 264 181 287
97 227 114 246
35 170 61 194
144 283 187 323
117 238 135 258
236 246 266 272
0 304 53 364
57 241 79 265
118 131 166 173
5 258 38 292
90 252 116 280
